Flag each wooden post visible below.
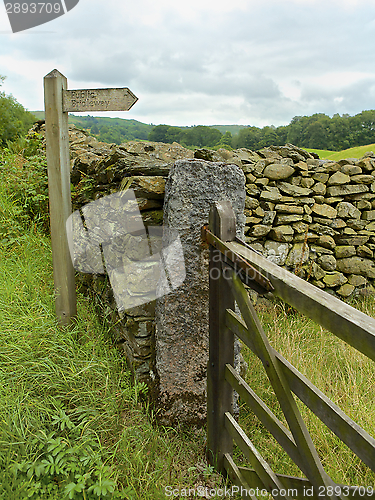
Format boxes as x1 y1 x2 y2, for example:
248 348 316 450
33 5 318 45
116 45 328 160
207 201 236 471
44 69 77 325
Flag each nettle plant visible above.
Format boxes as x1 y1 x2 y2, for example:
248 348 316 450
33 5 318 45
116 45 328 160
10 406 121 499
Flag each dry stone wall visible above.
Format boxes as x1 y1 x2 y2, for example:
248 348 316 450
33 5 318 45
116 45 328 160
234 144 375 299
31 123 375 418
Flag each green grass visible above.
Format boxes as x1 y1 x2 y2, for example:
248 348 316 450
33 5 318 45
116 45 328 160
2 140 375 498
0 148 232 499
307 144 375 161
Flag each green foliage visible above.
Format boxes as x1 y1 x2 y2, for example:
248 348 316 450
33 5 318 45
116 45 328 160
0 76 35 146
182 125 222 148
0 154 232 499
0 133 49 231
29 107 375 153
6 407 118 499
148 124 224 148
69 115 153 145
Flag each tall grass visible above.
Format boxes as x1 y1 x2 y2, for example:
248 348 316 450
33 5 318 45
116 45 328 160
0 148 229 499
2 140 375 498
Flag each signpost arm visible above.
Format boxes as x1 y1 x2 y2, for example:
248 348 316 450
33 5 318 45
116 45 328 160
44 69 77 325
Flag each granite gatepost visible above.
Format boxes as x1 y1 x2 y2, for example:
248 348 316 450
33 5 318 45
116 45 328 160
154 159 246 426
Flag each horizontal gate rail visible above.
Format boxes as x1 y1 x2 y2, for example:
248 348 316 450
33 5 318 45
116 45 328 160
225 310 375 472
226 239 375 362
205 201 375 500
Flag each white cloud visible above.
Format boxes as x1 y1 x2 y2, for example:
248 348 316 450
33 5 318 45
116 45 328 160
1 0 375 126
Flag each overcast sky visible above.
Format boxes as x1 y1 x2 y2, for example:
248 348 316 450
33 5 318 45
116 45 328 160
1 0 375 127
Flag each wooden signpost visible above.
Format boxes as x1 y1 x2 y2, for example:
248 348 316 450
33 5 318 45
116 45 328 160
44 69 138 326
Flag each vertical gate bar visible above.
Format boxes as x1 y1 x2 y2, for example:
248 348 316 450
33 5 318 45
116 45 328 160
44 69 77 326
207 201 236 472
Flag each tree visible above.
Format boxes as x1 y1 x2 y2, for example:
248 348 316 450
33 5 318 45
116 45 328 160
0 75 35 146
259 126 279 148
350 110 375 146
233 126 262 150
148 125 174 143
217 131 233 148
181 126 222 148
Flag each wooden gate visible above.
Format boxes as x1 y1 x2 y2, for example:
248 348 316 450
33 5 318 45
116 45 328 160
204 201 375 500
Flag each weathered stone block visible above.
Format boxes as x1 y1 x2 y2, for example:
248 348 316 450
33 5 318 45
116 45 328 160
285 243 309 267
318 254 337 271
246 184 260 196
311 262 326 281
326 184 369 197
336 202 361 219
245 197 260 210
341 165 362 175
312 182 326 196
316 235 336 250
245 216 262 225
275 204 304 214
337 284 355 297
275 214 304 225
301 178 315 188
293 221 309 234
255 178 269 186
249 225 272 237
254 206 265 217
357 245 373 258
129 176 166 199
312 203 337 219
329 219 347 229
347 219 366 231
263 163 295 180
259 186 282 202
348 274 367 286
269 225 294 242
309 223 336 237
264 241 290 265
327 171 350 185
351 174 374 184
295 161 309 171
323 272 347 287
335 246 356 259
357 200 372 210
312 172 329 183
336 256 375 278
262 211 276 225
155 159 245 426
336 235 370 246
278 182 312 197
362 210 375 221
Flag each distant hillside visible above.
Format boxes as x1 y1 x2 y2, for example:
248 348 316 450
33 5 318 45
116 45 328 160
31 112 245 145
307 144 375 160
31 112 153 144
210 124 247 135
31 110 375 153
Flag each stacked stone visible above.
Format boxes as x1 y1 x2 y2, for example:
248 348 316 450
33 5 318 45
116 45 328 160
29 121 375 387
237 144 375 298
29 123 196 384
64 127 194 383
